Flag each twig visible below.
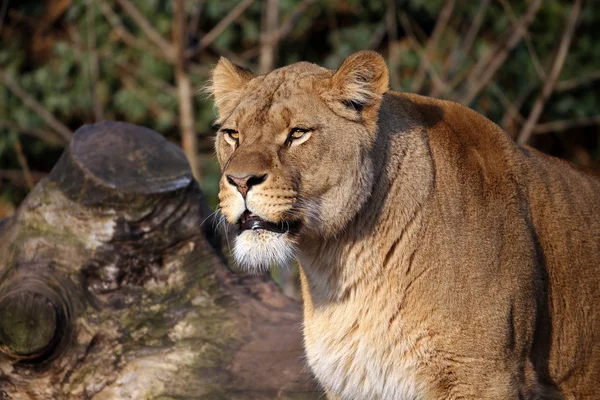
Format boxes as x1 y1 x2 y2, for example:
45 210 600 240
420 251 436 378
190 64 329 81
174 0 199 179
86 1 104 121
436 0 490 96
114 0 174 60
0 68 72 141
259 0 279 74
13 138 34 190
97 0 168 62
517 0 581 145
240 0 315 66
533 116 600 135
457 0 543 105
555 70 600 92
326 5 340 50
498 0 545 81
411 0 455 93
239 46 261 63
367 21 387 50
500 83 534 132
106 51 177 97
400 14 447 95
275 0 315 41
0 170 47 188
187 0 205 39
205 41 251 67
186 0 254 58
386 0 400 90
68 32 177 97
487 82 525 126
0 120 66 147
120 75 164 117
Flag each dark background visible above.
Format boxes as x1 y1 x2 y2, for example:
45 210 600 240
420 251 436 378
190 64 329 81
1 0 598 219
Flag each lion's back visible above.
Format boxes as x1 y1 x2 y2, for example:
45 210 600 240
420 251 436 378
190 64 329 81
405 92 600 395
522 147 600 395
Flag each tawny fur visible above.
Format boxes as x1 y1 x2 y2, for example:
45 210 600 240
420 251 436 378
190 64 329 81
209 51 600 399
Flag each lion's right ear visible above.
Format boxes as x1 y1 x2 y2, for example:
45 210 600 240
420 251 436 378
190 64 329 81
208 57 255 118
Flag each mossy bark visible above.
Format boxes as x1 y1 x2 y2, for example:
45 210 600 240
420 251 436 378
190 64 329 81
0 122 320 399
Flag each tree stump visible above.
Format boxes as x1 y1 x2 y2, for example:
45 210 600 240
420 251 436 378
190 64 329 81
0 121 320 399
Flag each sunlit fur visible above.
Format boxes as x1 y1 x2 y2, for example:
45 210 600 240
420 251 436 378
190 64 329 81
233 230 295 273
209 51 600 399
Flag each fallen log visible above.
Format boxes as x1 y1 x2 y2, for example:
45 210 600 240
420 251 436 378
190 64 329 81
0 121 320 399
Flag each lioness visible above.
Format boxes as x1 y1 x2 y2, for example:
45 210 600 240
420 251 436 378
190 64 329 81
209 51 600 399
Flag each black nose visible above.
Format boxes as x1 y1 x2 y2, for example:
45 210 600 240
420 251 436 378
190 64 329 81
226 174 267 198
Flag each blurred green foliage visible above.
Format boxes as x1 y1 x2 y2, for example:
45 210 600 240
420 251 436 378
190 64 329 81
0 0 599 215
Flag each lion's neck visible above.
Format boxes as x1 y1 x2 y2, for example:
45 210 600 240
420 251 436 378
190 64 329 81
297 117 434 310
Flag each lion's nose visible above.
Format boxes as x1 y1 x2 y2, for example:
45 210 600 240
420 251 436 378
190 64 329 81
226 173 267 198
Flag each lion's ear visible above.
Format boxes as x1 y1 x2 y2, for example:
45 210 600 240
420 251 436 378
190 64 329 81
208 57 255 117
329 51 389 114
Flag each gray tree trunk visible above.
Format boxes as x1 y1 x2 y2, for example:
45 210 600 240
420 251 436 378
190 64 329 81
0 121 320 399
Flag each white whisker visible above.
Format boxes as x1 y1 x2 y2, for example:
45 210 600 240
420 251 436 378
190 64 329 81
200 208 220 228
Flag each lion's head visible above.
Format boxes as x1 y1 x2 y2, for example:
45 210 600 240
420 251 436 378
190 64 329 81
209 51 389 272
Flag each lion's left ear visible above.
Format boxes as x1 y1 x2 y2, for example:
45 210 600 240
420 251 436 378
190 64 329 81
326 51 389 115
208 57 255 119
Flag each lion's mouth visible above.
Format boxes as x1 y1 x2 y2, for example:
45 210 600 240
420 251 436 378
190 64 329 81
237 210 300 234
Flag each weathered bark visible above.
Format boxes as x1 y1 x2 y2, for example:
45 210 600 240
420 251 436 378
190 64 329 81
0 121 320 399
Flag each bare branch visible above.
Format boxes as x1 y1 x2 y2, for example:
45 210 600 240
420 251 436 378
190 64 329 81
457 0 543 106
119 75 165 118
276 0 315 41
487 82 526 127
555 70 600 92
498 0 546 81
456 0 489 69
107 51 177 97
533 116 600 135
0 120 66 147
114 0 174 60
187 0 205 39
386 0 400 90
87 1 104 121
436 0 490 95
517 0 581 145
13 138 33 190
0 68 72 141
68 29 177 98
174 0 199 179
259 0 279 74
0 170 47 188
368 21 387 50
500 83 535 133
66 25 102 123
97 0 168 62
238 46 261 63
411 0 455 93
207 42 251 67
186 0 255 59
400 14 447 95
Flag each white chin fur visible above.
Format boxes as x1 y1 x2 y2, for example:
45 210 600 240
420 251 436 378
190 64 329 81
233 230 295 273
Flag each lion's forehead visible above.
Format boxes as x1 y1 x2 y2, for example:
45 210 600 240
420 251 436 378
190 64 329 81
232 79 327 132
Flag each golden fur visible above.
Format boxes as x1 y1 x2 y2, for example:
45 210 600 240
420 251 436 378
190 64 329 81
209 51 600 399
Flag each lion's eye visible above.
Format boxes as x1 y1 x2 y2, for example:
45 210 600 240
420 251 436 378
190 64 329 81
286 127 312 147
221 129 239 146
287 128 312 147
290 127 309 139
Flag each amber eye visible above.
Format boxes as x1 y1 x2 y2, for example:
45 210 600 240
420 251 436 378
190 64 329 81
221 129 239 146
289 127 310 140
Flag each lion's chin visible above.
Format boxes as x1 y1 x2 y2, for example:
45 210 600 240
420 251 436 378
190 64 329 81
232 230 296 273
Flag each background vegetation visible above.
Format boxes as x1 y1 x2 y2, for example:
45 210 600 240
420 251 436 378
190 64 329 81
1 0 598 218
